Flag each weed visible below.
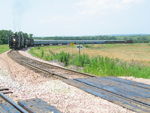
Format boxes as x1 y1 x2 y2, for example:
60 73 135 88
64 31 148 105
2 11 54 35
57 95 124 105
29 45 150 78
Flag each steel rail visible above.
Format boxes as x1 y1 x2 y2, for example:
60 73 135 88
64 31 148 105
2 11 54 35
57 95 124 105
0 93 28 113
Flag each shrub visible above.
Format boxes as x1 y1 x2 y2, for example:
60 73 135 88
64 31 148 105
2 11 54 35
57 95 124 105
70 54 90 67
54 52 70 66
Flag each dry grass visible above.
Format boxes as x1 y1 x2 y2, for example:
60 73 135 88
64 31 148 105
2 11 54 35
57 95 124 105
42 43 150 66
29 44 150 78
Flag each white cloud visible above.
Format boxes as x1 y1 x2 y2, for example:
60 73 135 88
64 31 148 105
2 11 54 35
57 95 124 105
76 0 144 15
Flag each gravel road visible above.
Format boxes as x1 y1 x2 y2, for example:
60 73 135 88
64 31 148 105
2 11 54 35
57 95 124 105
0 51 137 113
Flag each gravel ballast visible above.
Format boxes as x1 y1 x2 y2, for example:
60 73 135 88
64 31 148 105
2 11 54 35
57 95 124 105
0 51 139 113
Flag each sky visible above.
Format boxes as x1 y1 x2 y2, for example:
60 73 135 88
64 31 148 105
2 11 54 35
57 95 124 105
0 0 150 36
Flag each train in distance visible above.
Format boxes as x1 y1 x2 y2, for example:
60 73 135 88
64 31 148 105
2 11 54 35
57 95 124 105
9 33 133 50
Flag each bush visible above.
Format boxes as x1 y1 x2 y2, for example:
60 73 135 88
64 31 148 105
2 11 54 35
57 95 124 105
70 54 90 67
53 52 70 66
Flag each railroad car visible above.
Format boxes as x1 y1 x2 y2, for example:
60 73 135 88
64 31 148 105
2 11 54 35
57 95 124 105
34 40 132 46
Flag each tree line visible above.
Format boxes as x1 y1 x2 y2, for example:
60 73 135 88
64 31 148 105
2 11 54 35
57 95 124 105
34 35 150 43
0 30 33 44
1 29 150 44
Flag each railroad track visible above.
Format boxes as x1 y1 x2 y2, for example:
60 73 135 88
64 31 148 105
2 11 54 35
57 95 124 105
8 50 150 113
8 50 94 80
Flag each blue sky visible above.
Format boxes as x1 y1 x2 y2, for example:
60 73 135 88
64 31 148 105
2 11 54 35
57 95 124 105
0 0 149 36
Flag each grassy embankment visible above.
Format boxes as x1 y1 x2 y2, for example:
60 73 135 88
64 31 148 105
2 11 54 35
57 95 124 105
0 45 9 54
29 44 150 78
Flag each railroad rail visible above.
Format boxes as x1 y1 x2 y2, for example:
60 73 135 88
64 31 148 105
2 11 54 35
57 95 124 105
0 87 12 94
0 93 61 113
8 50 150 113
0 92 28 113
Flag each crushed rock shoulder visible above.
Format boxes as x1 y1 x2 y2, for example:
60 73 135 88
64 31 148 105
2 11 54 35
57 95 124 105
0 51 135 113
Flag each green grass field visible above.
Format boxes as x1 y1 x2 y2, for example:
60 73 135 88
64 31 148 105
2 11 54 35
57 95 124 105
0 45 9 54
29 44 150 78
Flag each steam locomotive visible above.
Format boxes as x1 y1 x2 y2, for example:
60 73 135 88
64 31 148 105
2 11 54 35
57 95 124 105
9 33 34 49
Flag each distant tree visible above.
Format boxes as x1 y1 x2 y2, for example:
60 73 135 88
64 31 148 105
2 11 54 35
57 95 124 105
0 30 13 44
29 34 33 38
0 30 34 44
